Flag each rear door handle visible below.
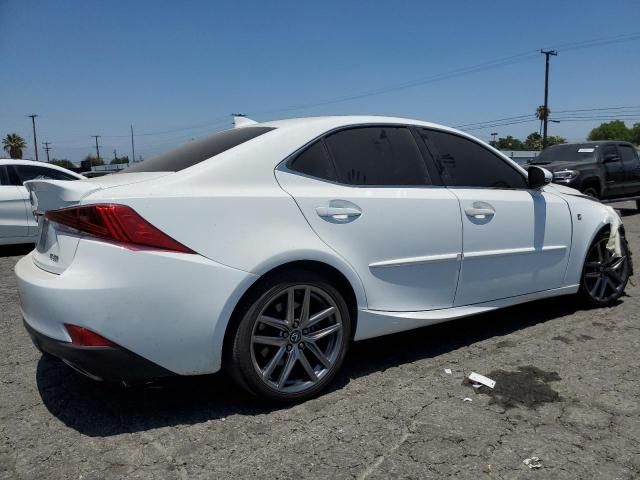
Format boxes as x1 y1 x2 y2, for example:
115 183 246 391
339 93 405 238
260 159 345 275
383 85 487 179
316 206 362 219
464 207 495 218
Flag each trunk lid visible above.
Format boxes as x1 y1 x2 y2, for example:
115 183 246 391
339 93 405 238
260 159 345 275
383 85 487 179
25 172 170 274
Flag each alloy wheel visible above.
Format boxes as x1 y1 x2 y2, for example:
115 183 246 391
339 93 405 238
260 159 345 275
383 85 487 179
582 236 629 303
250 285 344 394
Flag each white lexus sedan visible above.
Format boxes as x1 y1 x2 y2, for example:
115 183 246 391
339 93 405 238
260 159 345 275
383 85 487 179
0 159 84 245
15 116 632 402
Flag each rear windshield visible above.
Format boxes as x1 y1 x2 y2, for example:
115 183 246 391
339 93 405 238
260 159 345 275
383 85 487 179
125 126 275 172
533 144 598 164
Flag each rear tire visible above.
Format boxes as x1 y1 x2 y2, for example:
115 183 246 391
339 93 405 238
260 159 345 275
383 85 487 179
579 230 630 307
227 269 351 403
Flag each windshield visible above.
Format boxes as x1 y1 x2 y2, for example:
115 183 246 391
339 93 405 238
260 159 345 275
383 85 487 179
532 144 598 164
125 126 275 172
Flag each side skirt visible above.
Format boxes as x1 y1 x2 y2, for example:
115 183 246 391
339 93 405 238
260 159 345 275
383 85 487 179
353 285 579 341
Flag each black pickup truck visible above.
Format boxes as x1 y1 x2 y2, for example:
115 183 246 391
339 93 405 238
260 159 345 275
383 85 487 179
529 141 640 208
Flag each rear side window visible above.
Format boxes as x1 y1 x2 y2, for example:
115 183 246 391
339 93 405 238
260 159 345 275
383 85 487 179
619 144 639 166
324 127 431 186
125 127 275 173
289 141 337 181
418 129 527 189
14 165 76 183
0 166 9 185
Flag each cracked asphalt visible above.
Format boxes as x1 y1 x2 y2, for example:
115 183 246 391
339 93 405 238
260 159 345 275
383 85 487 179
2 202 640 479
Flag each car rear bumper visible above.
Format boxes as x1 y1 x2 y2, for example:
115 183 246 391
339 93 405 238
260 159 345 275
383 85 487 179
24 320 173 381
15 239 258 375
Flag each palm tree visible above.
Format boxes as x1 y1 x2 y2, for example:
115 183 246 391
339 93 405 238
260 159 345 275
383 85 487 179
2 133 27 159
535 105 550 135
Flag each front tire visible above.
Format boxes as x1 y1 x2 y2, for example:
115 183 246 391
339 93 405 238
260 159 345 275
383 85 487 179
579 230 631 307
582 186 600 199
228 270 351 402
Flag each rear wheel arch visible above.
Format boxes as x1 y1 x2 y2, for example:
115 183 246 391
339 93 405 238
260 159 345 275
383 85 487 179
580 177 601 197
221 260 360 371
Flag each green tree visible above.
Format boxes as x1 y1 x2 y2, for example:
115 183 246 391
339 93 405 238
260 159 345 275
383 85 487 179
629 123 640 145
495 136 525 150
83 155 104 167
524 132 542 150
50 159 76 170
110 155 129 165
2 133 27 159
587 120 630 141
546 135 567 147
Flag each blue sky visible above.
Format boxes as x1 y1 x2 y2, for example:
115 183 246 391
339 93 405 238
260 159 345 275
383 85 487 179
1 0 639 163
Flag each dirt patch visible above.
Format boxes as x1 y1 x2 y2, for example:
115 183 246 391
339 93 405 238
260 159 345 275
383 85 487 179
552 335 572 344
576 334 595 342
495 340 517 349
468 366 562 410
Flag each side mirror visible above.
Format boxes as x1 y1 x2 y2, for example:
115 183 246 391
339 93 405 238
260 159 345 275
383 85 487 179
603 154 620 164
528 166 552 189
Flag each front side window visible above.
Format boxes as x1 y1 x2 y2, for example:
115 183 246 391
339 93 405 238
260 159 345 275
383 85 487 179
0 166 9 186
418 129 527 189
323 126 431 186
15 165 76 183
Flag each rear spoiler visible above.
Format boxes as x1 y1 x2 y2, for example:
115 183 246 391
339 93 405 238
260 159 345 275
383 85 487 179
24 179 102 214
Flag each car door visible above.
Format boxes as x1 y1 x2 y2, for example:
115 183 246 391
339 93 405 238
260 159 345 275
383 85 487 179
601 143 626 198
0 165 31 240
276 125 463 312
13 164 78 236
415 128 572 306
618 143 640 196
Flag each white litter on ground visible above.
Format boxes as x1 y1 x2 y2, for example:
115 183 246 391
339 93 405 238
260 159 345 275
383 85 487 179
523 457 542 469
463 397 473 402
444 368 452 375
468 372 496 389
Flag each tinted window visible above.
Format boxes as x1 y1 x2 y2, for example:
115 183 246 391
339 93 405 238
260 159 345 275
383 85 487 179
602 144 619 161
419 129 527 189
619 144 639 166
125 127 275 173
0 166 9 186
324 127 431 186
535 144 598 163
15 165 76 183
289 141 337 181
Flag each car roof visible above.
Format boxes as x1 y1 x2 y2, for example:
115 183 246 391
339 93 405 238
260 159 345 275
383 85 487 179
257 115 461 134
0 159 84 178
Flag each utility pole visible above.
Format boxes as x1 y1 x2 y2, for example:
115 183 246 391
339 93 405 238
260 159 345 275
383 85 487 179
28 114 39 161
91 135 101 160
541 49 557 149
491 132 498 146
43 142 51 162
130 125 135 163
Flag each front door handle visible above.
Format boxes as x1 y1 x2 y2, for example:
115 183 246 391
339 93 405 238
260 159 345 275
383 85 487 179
464 207 495 218
316 206 362 220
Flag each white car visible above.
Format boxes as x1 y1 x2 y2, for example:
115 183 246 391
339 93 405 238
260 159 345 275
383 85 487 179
15 116 632 402
0 159 84 245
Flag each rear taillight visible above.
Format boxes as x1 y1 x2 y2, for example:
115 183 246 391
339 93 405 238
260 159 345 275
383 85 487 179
65 324 116 347
45 204 194 253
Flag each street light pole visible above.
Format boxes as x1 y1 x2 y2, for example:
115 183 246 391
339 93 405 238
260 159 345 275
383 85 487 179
43 142 51 162
28 114 39 161
91 135 101 161
541 49 558 149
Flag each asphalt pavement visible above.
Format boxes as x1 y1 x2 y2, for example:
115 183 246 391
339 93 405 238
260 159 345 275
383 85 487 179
1 202 639 479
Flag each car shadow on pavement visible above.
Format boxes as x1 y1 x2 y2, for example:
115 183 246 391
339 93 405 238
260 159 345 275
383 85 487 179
0 244 33 258
36 295 596 437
